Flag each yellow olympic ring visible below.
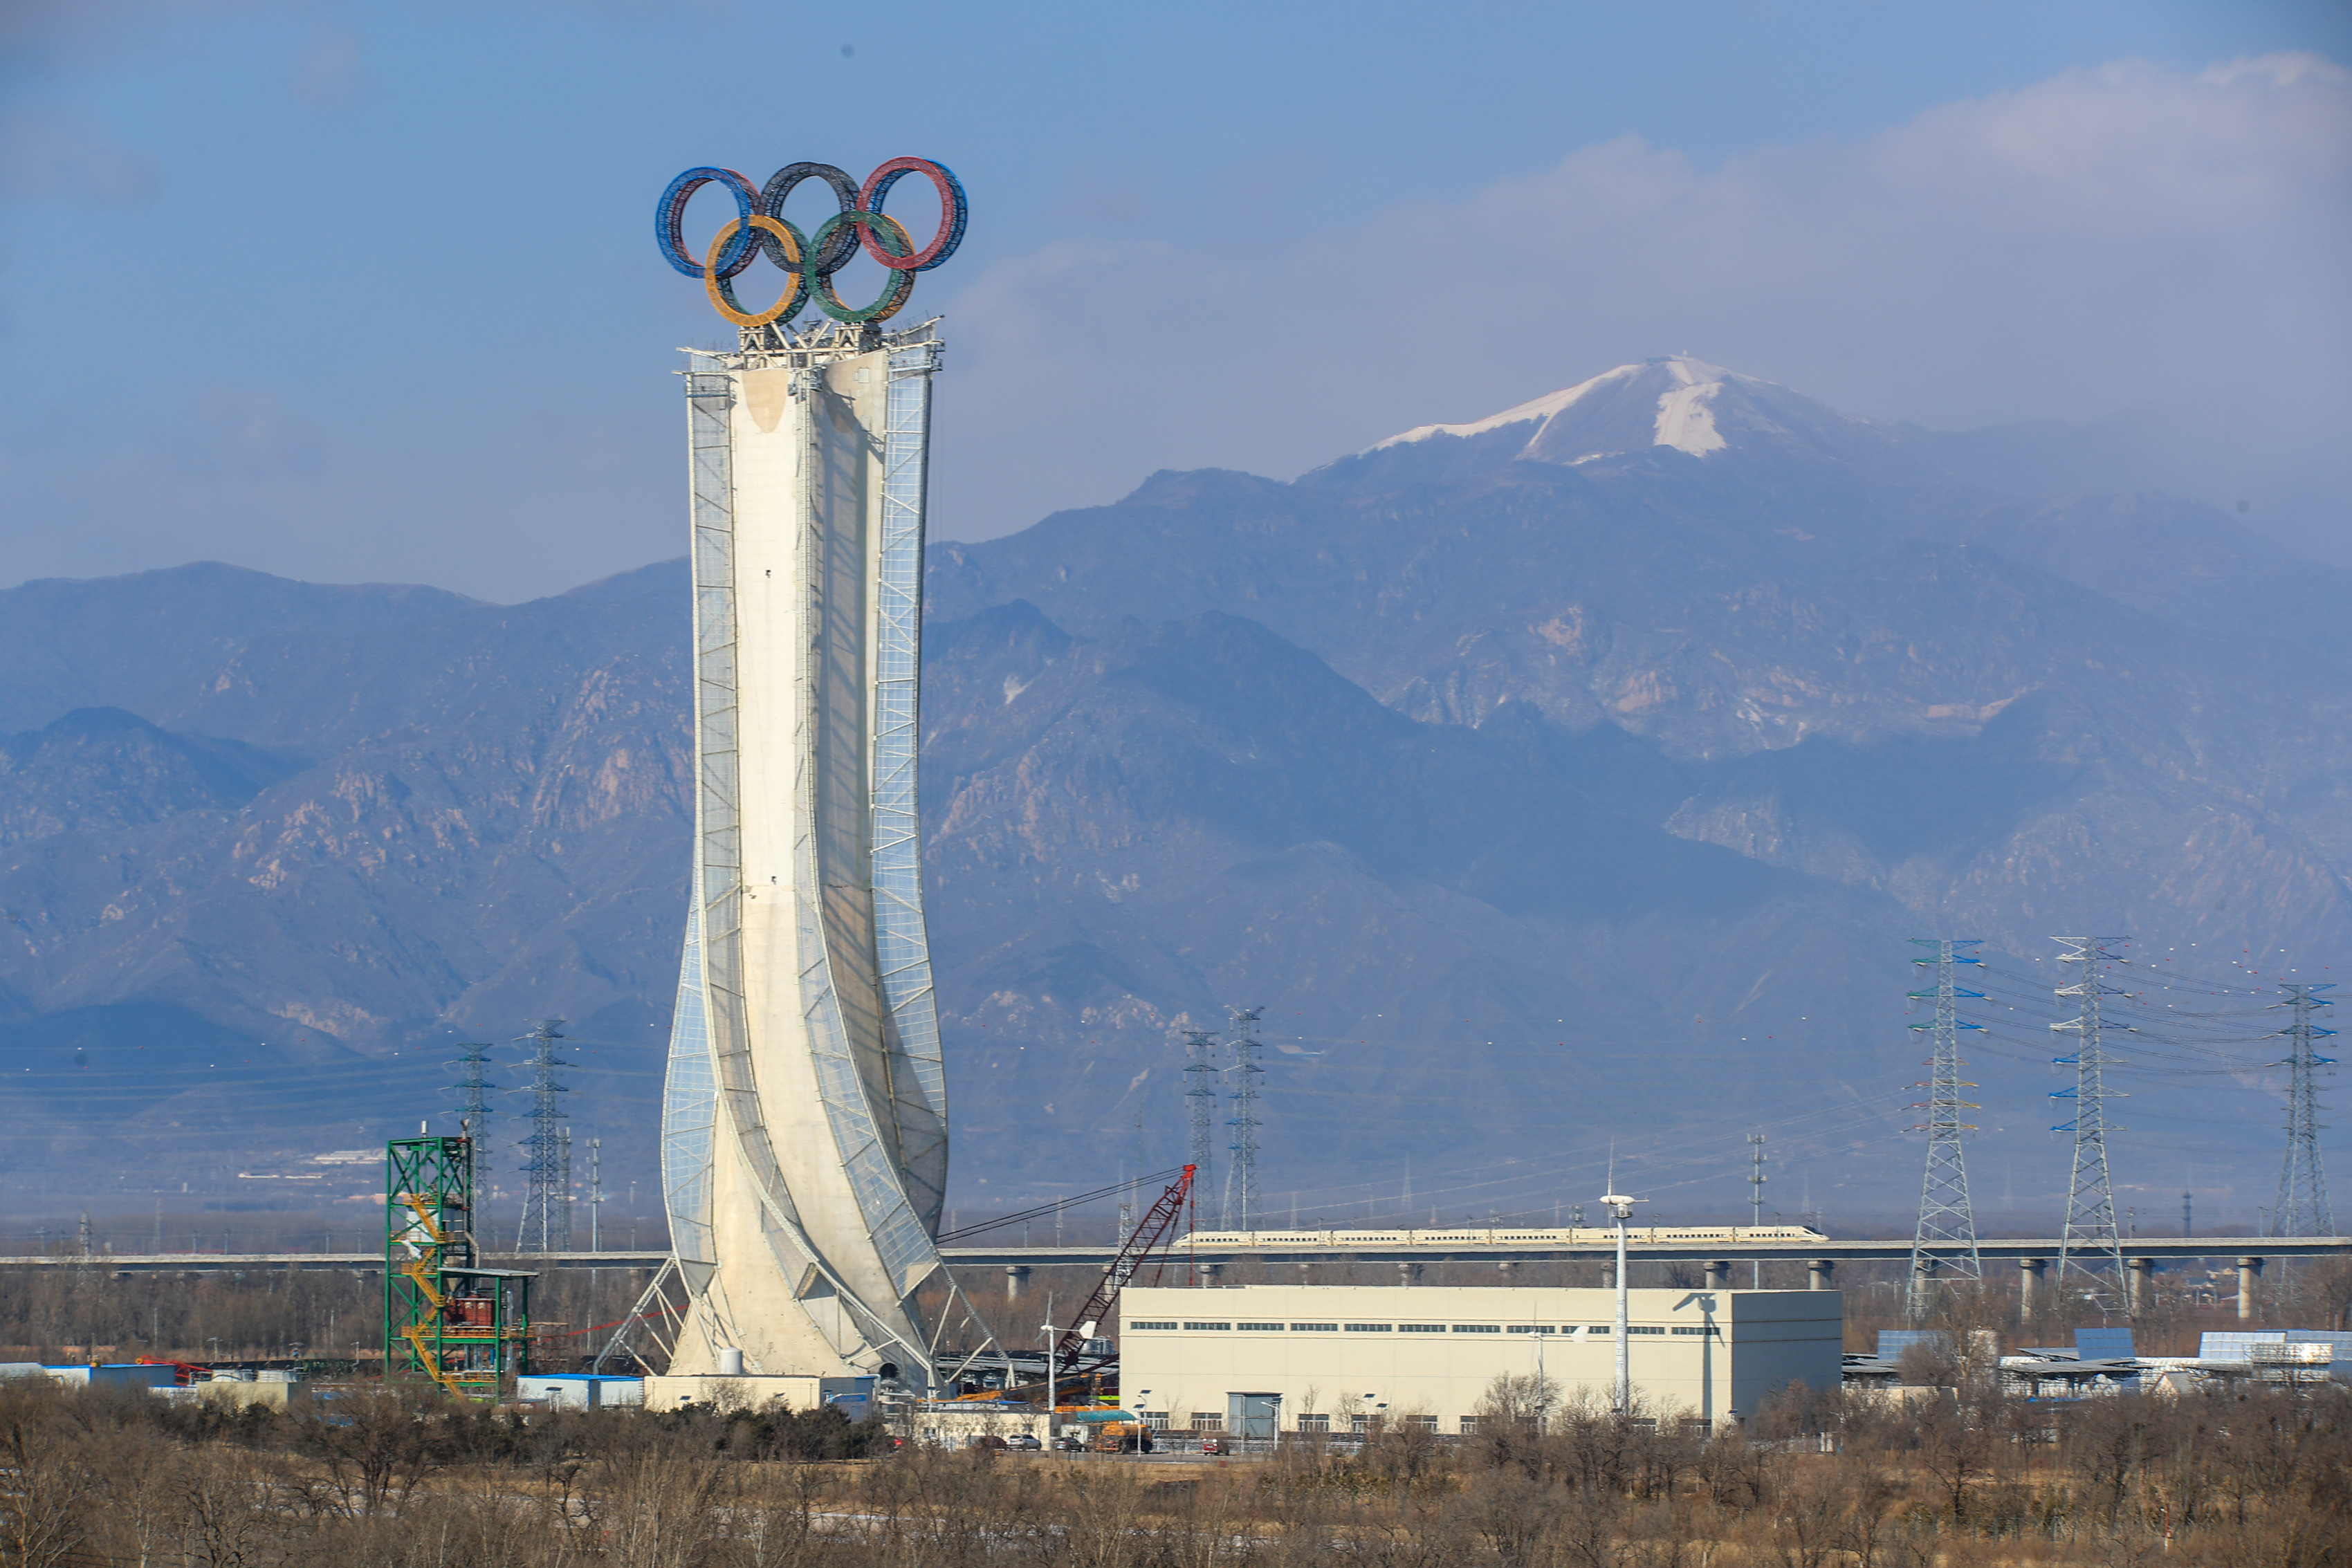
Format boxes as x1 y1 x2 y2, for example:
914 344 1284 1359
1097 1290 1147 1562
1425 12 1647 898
703 216 806 328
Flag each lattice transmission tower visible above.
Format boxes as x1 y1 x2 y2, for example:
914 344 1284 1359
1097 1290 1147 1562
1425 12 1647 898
2268 983 2335 1237
446 1042 497 1233
2051 938 2129 1309
1182 1029 1219 1223
515 1019 574 1253
1745 1132 1767 1287
1906 938 1985 1320
1224 1006 1265 1234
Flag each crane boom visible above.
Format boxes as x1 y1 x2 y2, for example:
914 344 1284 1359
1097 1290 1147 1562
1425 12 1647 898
1052 1164 1195 1366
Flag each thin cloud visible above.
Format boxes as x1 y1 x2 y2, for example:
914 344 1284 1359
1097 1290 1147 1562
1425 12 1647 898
288 26 370 111
0 103 160 203
935 53 2352 546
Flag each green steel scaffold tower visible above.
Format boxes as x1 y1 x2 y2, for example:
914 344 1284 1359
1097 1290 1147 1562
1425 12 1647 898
383 1134 535 1398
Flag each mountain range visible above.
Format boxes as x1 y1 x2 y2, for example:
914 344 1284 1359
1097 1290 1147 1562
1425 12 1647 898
2 358 2341 1230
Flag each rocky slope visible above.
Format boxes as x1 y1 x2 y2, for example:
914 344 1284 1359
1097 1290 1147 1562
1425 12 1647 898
0 359 2338 1224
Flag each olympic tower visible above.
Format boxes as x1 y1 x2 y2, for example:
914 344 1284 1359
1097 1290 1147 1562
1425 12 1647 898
647 159 982 1381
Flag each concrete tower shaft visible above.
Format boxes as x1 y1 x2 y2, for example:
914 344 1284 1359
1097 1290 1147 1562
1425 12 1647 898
659 318 962 1378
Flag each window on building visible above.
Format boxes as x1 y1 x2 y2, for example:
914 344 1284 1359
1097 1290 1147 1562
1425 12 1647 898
1458 1416 1479 1435
1143 1413 1170 1430
1406 1414 1439 1432
1289 1322 1339 1333
1671 1325 1719 1336
1235 1322 1284 1331
1344 1323 1393 1333
1452 1324 1500 1334
1628 1325 1665 1335
1508 1325 1556 1334
1587 1325 1613 1335
1295 1412 1330 1432
1191 1412 1223 1430
1398 1324 1445 1334
1350 1414 1372 1434
1182 1322 1231 1331
1128 1320 1177 1331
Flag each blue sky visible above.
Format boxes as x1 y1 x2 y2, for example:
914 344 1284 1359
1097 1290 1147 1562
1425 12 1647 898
2 1 2346 600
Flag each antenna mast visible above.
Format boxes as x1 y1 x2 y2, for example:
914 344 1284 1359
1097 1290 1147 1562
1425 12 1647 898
1224 1006 1265 1234
2268 983 2335 1236
2051 938 2129 1311
1907 938 1985 1320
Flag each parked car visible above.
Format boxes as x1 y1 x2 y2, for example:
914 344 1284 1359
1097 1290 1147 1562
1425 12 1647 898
1197 1435 1229 1455
968 1435 1009 1450
1004 1433 1043 1450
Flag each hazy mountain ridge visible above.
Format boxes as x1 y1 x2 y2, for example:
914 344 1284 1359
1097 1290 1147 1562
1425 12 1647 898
0 360 2341 1212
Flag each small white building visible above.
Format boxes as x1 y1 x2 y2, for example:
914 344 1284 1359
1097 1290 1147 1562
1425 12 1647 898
641 1373 874 1414
1119 1284 1840 1435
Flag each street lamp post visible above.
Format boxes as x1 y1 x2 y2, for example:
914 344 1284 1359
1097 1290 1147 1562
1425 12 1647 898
1601 1186 1644 1418
1040 1319 1058 1447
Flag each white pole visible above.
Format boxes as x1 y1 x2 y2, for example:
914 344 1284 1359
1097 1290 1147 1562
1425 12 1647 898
1041 1305 1057 1445
1601 1183 1641 1418
1614 1207 1630 1415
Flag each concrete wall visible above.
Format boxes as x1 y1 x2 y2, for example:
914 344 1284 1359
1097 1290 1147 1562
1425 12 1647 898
643 1373 872 1414
1120 1284 1841 1430
518 1375 645 1410
906 1405 1050 1447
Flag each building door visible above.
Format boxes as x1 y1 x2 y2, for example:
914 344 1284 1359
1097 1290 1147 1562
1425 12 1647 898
1227 1392 1281 1439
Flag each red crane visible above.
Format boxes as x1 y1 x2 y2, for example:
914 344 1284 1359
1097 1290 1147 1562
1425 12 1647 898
1049 1163 1195 1376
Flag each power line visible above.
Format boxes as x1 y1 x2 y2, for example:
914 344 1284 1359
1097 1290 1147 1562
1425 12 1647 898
1747 1132 1766 1288
445 1042 497 1233
1224 1006 1265 1234
2268 984 2335 1237
1907 938 1983 1320
1182 1028 1219 1224
514 1019 573 1253
2051 938 2128 1312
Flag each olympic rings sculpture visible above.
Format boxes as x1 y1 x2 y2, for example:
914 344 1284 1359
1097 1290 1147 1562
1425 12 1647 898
655 158 968 328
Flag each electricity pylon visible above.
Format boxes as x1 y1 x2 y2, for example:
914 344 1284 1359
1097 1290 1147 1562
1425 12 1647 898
1906 939 1985 1320
1182 1028 1219 1224
2051 938 2129 1311
1224 1006 1265 1234
447 1042 498 1233
515 1019 573 1253
2268 984 2335 1237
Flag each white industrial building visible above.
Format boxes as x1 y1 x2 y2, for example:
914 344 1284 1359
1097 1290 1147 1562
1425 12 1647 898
1119 1285 1841 1435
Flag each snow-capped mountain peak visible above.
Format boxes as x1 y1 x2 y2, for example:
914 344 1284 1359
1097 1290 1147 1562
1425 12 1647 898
1367 356 1869 468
